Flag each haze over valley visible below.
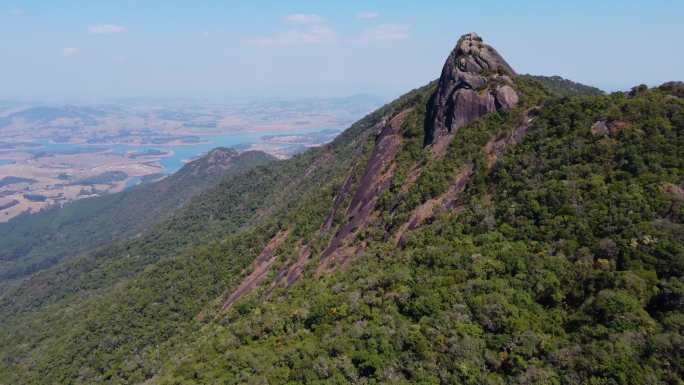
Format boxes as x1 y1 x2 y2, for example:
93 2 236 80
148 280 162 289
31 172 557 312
0 95 381 221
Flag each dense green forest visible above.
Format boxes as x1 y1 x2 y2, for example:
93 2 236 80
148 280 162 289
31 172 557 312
0 149 274 283
0 40 681 384
146 82 683 385
520 75 605 98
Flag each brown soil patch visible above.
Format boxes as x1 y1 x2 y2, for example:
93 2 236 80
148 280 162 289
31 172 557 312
608 120 631 134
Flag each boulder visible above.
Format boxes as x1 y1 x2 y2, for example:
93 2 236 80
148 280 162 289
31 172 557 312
591 120 609 136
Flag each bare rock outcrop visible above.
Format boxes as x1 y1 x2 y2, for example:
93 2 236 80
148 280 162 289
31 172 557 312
591 120 609 136
425 32 519 149
317 109 410 273
221 229 290 311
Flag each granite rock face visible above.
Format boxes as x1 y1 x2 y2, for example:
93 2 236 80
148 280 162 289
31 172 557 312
425 33 519 146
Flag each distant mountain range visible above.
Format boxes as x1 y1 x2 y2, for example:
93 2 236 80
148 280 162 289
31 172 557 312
0 33 681 385
0 95 384 222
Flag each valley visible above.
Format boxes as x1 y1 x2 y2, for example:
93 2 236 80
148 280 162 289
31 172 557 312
0 96 381 221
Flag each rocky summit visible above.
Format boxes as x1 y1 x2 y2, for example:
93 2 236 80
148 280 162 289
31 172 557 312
425 32 519 149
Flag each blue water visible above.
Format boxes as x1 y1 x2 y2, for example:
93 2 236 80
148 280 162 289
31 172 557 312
0 159 14 166
32 127 339 174
124 176 143 190
156 131 269 172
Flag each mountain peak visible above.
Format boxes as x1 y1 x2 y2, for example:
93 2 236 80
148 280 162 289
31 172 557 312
177 147 237 176
452 32 515 76
425 33 519 149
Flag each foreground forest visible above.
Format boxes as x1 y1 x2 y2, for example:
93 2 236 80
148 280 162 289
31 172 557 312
0 34 682 385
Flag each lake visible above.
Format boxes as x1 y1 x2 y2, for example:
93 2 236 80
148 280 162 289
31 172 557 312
33 127 339 174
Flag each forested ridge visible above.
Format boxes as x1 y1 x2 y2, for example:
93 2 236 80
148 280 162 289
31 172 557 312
148 80 683 385
0 149 275 284
0 34 682 385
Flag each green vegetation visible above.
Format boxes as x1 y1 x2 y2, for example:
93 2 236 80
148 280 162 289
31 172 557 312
0 149 275 282
73 170 128 185
152 84 683 385
0 78 681 385
520 75 605 97
0 176 36 187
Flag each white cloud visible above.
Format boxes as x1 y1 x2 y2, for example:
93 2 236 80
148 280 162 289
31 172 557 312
88 24 127 34
62 47 80 57
284 13 325 24
357 24 410 42
356 11 379 20
249 14 334 46
248 13 408 47
249 25 336 46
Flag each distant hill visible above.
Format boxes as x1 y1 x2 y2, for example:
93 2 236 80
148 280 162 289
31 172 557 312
521 74 605 97
0 105 110 128
0 148 275 282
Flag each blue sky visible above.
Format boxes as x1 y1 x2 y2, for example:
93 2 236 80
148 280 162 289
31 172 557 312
1 0 682 101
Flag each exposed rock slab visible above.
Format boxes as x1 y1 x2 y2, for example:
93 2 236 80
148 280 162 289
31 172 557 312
426 32 519 150
221 229 289 310
394 165 474 245
265 244 311 297
317 109 410 273
396 113 534 245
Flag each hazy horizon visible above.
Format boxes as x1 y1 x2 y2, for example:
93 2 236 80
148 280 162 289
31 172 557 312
1 0 682 102
0 92 388 106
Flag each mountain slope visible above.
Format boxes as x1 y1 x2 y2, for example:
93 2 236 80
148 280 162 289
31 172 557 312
0 83 425 384
0 148 275 283
150 83 682 385
0 33 681 385
147 37 682 385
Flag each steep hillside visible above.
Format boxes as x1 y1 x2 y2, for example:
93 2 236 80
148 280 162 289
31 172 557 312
0 148 275 283
152 83 682 385
0 83 422 383
0 33 681 385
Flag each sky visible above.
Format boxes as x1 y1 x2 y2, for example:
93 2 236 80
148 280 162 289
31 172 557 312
0 0 682 102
